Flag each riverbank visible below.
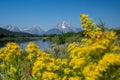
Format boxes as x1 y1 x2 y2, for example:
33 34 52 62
0 36 48 42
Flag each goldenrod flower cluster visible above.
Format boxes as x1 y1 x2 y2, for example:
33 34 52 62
0 63 6 69
26 42 40 60
0 14 120 80
67 14 120 80
0 42 22 79
0 42 22 62
80 14 102 37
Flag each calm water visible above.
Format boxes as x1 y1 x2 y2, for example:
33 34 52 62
0 40 50 50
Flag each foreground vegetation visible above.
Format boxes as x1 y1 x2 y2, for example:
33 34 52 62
0 14 120 80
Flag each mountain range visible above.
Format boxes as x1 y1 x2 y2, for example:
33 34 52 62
0 27 37 37
20 26 45 35
2 25 21 32
0 20 82 35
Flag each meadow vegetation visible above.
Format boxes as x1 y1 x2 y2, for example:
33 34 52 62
0 14 120 80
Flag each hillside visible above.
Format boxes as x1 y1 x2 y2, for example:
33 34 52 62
0 27 38 37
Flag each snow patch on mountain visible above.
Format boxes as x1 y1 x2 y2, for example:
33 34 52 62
20 26 44 35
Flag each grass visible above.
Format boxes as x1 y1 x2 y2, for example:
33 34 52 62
45 43 69 58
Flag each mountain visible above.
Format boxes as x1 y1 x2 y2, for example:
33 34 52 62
0 27 12 34
20 26 44 35
115 26 120 30
45 20 81 34
45 28 61 35
0 27 37 37
1 25 21 32
55 20 79 33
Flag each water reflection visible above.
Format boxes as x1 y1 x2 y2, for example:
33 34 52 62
0 40 50 50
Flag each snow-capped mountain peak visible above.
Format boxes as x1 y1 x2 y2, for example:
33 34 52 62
57 20 71 29
22 28 29 30
55 20 78 33
45 20 81 34
61 21 67 29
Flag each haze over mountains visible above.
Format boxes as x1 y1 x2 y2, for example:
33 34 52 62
0 20 82 35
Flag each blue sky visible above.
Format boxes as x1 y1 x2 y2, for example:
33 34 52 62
0 0 120 29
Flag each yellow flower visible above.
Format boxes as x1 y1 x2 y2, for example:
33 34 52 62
42 71 58 80
67 42 78 52
95 27 101 31
10 67 17 73
55 58 61 65
0 64 6 69
0 53 5 59
64 68 71 74
86 18 92 24
91 23 95 27
4 55 11 62
62 76 67 80
68 76 81 80
26 53 34 60
69 58 86 69
82 24 88 28
61 59 67 65
80 14 88 20
27 42 39 48
36 72 41 77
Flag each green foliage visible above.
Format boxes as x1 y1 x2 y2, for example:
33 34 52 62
50 32 83 44
96 19 106 32
58 33 65 44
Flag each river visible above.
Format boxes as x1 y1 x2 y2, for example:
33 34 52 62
0 39 50 50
